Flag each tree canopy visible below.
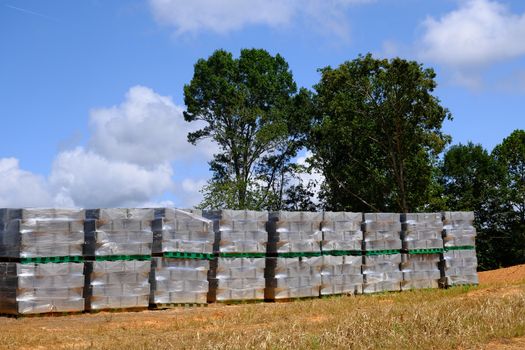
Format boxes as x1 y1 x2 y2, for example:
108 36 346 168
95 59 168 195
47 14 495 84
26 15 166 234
184 48 311 210
310 54 452 212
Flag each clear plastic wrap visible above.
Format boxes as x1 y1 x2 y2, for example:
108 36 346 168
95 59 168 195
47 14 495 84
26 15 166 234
362 254 402 293
85 208 155 221
268 211 322 254
441 211 477 248
442 249 478 286
0 262 85 315
214 210 268 254
152 208 214 254
400 253 441 291
212 257 266 301
0 208 85 258
265 256 322 299
150 257 209 304
401 213 444 250
84 260 151 310
84 219 153 256
321 255 363 295
363 213 402 251
321 212 363 252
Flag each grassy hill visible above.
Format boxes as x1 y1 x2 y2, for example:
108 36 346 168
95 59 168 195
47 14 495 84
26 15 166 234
1 266 525 349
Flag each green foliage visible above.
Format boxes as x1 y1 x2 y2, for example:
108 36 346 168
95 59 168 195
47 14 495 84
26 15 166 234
184 49 312 210
310 53 451 212
492 130 525 266
439 132 525 270
440 143 502 270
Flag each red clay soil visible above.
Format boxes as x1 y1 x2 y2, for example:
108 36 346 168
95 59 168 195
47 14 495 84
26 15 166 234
479 264 525 284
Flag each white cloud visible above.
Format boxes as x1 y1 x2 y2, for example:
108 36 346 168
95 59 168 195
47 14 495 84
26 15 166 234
89 85 215 167
1 86 214 209
179 178 207 207
0 158 53 207
148 0 374 40
49 148 174 208
419 0 525 66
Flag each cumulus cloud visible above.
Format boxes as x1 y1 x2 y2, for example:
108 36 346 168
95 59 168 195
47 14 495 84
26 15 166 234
179 178 208 207
0 158 53 207
49 148 174 208
1 86 214 209
89 85 215 167
148 0 374 40
419 0 525 67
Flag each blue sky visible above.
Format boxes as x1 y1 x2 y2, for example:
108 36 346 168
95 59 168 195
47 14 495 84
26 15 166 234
1 0 524 208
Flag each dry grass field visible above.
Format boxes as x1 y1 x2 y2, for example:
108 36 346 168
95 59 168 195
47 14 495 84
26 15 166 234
1 265 525 350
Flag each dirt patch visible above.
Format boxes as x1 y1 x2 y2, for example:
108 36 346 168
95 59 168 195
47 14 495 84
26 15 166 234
484 336 525 350
479 264 525 285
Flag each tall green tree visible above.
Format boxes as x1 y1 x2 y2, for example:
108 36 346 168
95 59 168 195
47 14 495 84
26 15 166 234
310 54 451 212
184 49 311 210
440 143 502 270
492 129 525 266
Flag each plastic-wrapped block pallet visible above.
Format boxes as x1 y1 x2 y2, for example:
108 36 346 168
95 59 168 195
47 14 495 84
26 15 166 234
267 211 323 255
362 213 402 252
321 212 362 253
0 208 84 258
362 254 402 293
320 255 363 295
400 254 441 291
441 211 478 286
442 212 477 249
265 256 322 300
401 213 444 251
441 249 478 286
84 259 151 310
216 210 268 254
204 210 268 303
152 208 214 255
149 257 209 304
212 257 266 302
149 208 212 305
0 262 85 315
84 208 154 257
84 208 153 311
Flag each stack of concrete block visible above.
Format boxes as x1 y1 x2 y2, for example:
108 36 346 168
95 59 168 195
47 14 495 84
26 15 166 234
84 259 151 310
265 256 323 300
0 208 84 259
84 208 153 311
362 254 402 293
400 253 441 290
213 257 266 302
149 258 209 304
0 208 85 315
0 262 85 315
204 210 268 302
84 208 153 257
265 211 323 300
267 211 322 255
441 211 478 286
321 212 362 254
215 210 268 254
442 212 477 249
401 213 444 251
319 212 363 296
320 255 362 295
441 249 478 286
149 209 213 305
152 208 214 256
362 213 402 252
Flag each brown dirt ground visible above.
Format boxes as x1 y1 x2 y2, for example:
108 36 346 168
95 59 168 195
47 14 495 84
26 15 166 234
479 263 525 284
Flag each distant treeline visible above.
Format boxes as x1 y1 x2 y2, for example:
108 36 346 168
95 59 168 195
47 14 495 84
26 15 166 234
182 49 524 270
